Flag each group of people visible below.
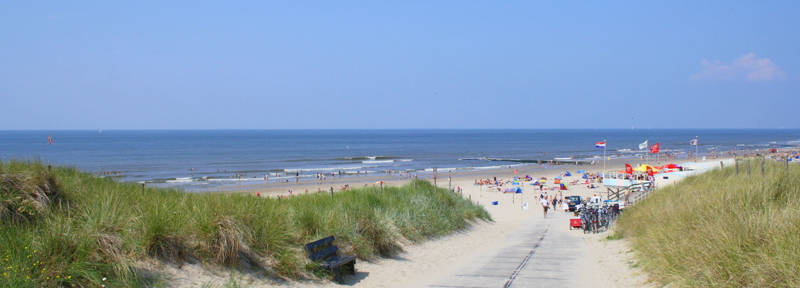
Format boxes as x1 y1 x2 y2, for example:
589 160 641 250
538 193 569 217
538 192 603 218
474 177 501 186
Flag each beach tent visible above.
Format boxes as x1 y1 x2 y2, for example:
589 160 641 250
577 170 585 174
582 173 588 179
515 187 522 193
633 164 660 172
564 171 572 176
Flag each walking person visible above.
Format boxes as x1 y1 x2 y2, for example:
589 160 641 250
540 195 550 218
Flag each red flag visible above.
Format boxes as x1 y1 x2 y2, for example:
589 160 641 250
48 135 53 145
646 166 654 176
650 143 660 154
513 169 518 175
625 163 633 174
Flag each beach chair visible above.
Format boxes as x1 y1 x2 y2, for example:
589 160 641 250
305 236 356 283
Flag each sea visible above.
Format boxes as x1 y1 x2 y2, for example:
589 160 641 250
1 129 798 190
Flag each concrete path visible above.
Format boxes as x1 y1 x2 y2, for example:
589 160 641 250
429 210 605 288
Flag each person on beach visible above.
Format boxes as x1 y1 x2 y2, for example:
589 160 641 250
562 197 569 212
540 196 549 217
590 194 600 205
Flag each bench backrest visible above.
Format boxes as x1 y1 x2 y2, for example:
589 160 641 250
305 236 338 261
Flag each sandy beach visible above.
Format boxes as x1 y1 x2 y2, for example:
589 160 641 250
172 157 732 288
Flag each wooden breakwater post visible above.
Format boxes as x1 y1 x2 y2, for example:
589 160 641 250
448 172 452 192
747 159 751 176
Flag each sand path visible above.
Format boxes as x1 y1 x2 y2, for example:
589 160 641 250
162 158 731 287
290 160 657 288
195 159 729 287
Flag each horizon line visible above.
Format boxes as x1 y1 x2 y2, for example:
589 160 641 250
1 128 797 131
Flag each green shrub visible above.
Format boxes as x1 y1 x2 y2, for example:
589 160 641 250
618 160 800 287
0 161 490 286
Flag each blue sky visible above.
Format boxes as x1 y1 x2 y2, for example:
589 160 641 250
1 1 797 129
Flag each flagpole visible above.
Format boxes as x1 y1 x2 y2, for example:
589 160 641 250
603 140 606 174
695 136 699 162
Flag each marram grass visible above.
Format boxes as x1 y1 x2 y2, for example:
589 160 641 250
0 161 489 287
617 160 800 287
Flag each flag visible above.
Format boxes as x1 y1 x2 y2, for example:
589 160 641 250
625 163 633 174
650 143 660 154
595 141 606 148
638 140 648 150
690 138 698 146
48 135 53 145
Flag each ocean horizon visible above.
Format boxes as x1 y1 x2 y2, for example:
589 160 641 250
2 129 798 190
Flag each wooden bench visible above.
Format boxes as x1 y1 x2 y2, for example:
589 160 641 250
304 236 356 283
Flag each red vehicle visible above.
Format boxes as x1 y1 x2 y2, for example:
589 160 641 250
569 218 582 230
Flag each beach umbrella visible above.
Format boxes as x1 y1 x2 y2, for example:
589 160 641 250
577 169 585 174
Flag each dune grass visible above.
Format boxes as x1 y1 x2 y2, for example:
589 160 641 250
617 159 799 287
0 161 489 287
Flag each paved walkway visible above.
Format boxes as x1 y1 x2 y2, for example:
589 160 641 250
429 211 597 288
